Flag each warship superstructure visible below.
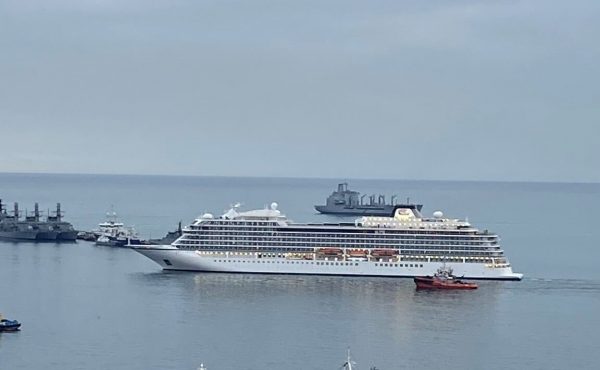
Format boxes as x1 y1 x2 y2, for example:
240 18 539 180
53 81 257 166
0 199 77 241
315 183 414 216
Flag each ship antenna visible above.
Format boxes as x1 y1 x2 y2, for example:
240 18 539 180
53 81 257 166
341 347 355 370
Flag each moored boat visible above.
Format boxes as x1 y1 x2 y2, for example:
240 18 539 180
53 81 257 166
0 200 77 242
414 265 478 290
93 209 141 247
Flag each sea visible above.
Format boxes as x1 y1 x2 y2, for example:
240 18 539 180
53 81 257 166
1 173 599 370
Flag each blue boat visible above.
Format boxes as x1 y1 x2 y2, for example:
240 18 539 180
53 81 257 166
0 317 21 332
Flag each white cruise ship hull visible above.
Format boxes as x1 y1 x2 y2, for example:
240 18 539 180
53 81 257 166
132 246 523 280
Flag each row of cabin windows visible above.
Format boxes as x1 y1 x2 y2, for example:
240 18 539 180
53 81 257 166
198 226 483 236
187 248 498 261
178 240 500 251
213 257 494 264
175 241 501 254
191 239 497 247
195 229 492 240
212 259 425 268
192 234 498 245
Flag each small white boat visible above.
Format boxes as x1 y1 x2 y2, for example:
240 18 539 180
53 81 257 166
93 208 141 247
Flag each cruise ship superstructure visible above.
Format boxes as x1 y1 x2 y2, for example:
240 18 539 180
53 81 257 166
132 203 522 280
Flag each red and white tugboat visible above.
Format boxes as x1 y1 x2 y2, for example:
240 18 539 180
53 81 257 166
414 265 478 290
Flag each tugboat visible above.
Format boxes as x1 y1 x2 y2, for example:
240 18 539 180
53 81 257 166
0 313 21 332
414 265 478 290
315 183 421 216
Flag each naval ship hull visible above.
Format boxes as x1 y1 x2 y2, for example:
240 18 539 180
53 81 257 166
0 231 39 240
35 231 58 241
314 205 396 216
57 231 78 241
132 246 523 281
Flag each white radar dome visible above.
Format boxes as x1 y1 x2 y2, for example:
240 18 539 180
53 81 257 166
433 210 444 218
270 202 278 210
202 213 214 219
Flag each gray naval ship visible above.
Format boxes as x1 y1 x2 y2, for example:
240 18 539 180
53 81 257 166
0 199 78 241
315 182 423 216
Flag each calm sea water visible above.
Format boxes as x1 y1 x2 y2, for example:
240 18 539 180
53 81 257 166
1 173 599 370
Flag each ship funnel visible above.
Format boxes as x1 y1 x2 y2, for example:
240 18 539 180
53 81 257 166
13 202 19 219
56 203 62 221
35 202 40 221
391 195 397 205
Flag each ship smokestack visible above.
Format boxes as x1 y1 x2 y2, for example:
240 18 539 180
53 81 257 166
56 203 62 221
35 202 40 221
14 202 19 220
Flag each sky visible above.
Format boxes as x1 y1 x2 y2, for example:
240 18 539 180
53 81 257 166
0 0 599 182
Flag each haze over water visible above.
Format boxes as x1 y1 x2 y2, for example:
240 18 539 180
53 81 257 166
1 173 599 369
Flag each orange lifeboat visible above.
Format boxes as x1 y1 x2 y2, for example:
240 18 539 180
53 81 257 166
318 248 343 256
370 249 397 257
348 249 368 256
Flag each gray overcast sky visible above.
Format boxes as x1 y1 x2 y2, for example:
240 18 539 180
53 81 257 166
0 0 598 182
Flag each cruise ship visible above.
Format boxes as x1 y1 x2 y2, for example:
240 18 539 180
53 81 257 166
132 203 522 280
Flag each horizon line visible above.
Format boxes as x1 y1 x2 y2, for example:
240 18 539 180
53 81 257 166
1 170 599 186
